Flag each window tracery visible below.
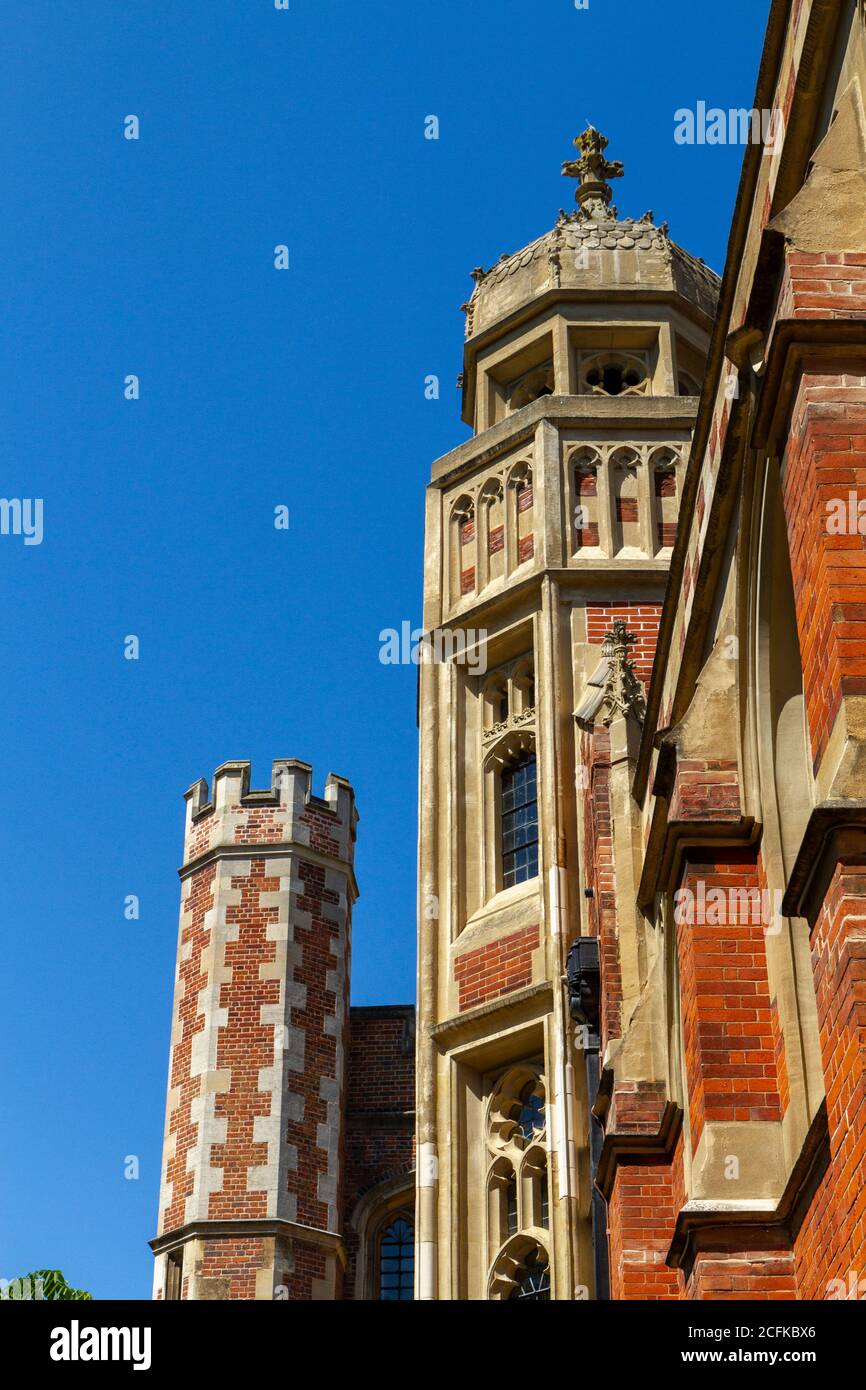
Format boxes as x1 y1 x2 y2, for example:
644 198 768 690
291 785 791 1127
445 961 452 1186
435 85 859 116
580 351 650 397
486 1066 551 1299
508 363 555 412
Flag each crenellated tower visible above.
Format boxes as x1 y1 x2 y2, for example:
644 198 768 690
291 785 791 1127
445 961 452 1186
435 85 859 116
151 759 358 1300
416 129 720 1300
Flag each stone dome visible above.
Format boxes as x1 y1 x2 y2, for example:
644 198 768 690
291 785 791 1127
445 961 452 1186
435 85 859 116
463 210 721 339
461 127 720 340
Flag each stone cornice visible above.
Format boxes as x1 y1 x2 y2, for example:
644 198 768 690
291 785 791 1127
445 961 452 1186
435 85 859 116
178 840 360 902
431 395 699 489
430 981 553 1050
150 1217 345 1258
751 319 866 452
637 806 759 914
781 801 866 926
595 1100 683 1203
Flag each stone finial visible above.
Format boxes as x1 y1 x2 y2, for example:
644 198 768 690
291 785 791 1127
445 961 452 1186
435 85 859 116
562 126 624 220
600 620 645 726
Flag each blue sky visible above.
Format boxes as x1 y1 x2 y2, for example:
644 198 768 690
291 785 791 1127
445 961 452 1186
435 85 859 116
0 0 770 1300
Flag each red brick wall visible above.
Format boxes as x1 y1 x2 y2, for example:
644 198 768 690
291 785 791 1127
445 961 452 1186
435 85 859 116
669 759 741 823
606 1132 685 1301
794 860 866 1298
198 1237 270 1301
687 1253 797 1301
781 366 866 772
453 924 540 1011
776 251 866 322
586 603 662 683
161 861 217 1237
343 1006 415 1300
676 850 784 1150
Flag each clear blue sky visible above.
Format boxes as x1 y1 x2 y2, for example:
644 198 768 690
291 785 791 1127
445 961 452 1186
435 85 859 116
0 0 770 1300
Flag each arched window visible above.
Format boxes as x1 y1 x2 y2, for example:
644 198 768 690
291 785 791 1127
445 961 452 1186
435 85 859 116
518 1080 545 1144
509 364 555 412
509 1251 551 1301
651 449 680 552
508 463 535 569
570 446 603 554
611 448 641 553
581 352 649 398
511 657 536 716
486 1067 551 1297
450 496 476 604
501 752 538 887
484 673 509 730
377 1216 414 1301
480 478 506 588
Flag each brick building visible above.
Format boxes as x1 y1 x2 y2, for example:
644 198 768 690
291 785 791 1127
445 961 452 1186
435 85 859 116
153 0 866 1300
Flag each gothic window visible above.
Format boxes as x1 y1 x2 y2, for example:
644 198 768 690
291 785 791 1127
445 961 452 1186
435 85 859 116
518 1080 545 1143
573 448 602 552
501 753 538 888
581 351 649 398
480 477 506 588
511 657 535 716
652 449 679 552
678 371 701 396
611 448 641 553
377 1216 414 1301
450 495 476 604
509 363 555 412
508 463 535 568
481 654 537 902
486 1067 551 1299
509 1252 551 1301
484 674 509 731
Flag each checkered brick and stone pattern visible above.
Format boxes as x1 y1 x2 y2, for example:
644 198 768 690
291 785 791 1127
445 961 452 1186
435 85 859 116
152 759 357 1301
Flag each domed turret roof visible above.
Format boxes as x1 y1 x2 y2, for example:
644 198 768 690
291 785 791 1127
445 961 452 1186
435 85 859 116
461 128 720 339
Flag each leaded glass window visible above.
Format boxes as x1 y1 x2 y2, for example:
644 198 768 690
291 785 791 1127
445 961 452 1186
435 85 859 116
518 1081 545 1145
502 753 538 887
509 1253 551 1301
379 1217 414 1301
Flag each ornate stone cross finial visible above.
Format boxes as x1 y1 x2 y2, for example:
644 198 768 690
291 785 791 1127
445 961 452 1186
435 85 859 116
600 620 645 726
562 126 624 221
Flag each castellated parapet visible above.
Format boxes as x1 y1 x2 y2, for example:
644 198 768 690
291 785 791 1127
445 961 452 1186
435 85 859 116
151 760 358 1301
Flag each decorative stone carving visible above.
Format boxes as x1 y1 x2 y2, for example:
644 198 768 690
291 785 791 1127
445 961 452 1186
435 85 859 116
562 126 624 220
600 621 646 726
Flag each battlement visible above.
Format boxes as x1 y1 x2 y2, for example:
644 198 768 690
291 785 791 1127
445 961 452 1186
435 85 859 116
181 758 358 870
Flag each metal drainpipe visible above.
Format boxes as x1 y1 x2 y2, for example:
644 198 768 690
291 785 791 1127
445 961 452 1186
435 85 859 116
566 936 610 1301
